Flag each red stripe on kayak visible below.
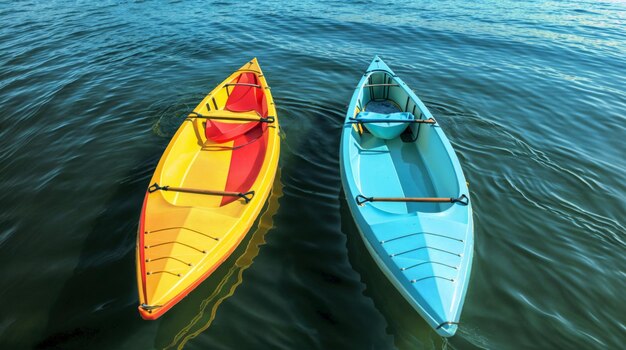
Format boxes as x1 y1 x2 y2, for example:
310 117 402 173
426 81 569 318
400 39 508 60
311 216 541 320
206 72 268 143
138 191 149 306
221 123 268 206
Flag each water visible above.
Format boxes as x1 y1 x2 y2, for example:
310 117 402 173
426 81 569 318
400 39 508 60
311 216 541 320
1 1 624 349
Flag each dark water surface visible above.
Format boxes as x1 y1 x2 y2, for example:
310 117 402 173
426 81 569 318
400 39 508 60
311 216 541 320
1 1 625 349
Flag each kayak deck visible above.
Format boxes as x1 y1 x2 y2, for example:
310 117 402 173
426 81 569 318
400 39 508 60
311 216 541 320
353 134 441 214
158 115 268 211
340 56 473 337
137 58 280 320
356 100 441 212
159 119 233 208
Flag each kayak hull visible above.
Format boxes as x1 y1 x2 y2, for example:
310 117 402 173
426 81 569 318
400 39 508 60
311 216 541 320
136 58 279 320
339 56 473 337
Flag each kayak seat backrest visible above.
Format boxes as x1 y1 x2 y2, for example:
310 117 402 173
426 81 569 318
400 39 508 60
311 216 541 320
357 111 414 139
225 73 268 117
220 122 268 206
205 120 260 143
206 72 268 143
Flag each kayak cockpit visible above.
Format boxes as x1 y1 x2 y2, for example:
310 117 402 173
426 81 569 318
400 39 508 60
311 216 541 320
156 69 272 210
346 72 460 214
340 56 473 338
138 58 281 320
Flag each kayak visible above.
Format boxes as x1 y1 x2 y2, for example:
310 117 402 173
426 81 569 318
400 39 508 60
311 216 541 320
136 58 280 320
339 56 473 337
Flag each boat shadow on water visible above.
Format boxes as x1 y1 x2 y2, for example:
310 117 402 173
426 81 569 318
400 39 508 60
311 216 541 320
153 172 283 349
34 152 162 350
340 192 484 350
34 149 282 350
339 191 446 350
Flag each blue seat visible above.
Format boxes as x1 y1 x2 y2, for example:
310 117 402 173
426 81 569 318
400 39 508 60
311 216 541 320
355 111 414 139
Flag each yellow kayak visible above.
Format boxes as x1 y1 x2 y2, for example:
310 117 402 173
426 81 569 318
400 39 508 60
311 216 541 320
136 58 280 320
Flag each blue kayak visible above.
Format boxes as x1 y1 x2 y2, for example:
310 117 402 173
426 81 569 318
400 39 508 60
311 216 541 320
339 56 474 337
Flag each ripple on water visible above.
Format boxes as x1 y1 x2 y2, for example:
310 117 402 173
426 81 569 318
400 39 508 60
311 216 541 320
1 1 626 349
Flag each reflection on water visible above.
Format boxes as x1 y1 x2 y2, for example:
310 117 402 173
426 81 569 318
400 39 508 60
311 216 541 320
340 193 446 350
1 0 625 348
158 171 283 350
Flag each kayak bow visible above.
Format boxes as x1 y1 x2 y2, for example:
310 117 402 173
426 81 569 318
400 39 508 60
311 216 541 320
136 58 280 320
339 56 474 337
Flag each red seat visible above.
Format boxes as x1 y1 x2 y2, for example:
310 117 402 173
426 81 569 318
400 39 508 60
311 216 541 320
204 72 270 204
205 121 259 143
205 72 269 143
220 122 268 206
225 73 268 117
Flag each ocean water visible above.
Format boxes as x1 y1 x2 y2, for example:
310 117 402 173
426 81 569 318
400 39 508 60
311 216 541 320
1 1 625 349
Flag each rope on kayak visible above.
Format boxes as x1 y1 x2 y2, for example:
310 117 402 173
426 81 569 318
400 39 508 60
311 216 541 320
362 83 400 87
410 276 455 283
145 256 193 267
364 69 397 77
381 231 464 244
389 246 461 258
356 194 468 206
140 304 162 311
224 82 262 88
146 227 219 241
144 240 208 254
436 321 460 330
148 183 255 204
187 111 275 123
399 260 458 271
146 270 182 277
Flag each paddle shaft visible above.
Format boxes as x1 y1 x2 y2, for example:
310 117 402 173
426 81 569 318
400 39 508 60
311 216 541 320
369 197 455 202
148 183 254 203
162 186 242 197
188 113 274 123
225 83 262 88
363 83 400 87
356 194 468 206
348 117 435 124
